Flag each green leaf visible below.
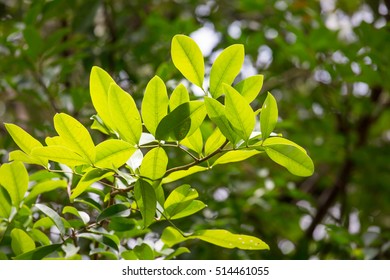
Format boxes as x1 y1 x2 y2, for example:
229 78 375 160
62 206 90 224
96 203 130 223
53 113 96 163
164 184 198 218
13 244 62 260
169 83 190 110
162 166 209 184
169 200 206 220
32 146 91 167
34 204 66 235
212 150 261 166
204 127 226 156
70 168 114 201
139 147 168 181
4 123 43 154
29 229 51 246
8 150 47 167
0 186 12 219
90 66 116 129
11 229 36 256
161 227 269 250
94 139 136 169
0 161 28 207
25 180 67 203
224 84 255 142
260 92 278 140
171 35 204 89
165 247 190 260
108 82 142 145
134 180 156 228
204 97 240 144
133 243 154 260
141 76 169 136
234 75 264 103
23 26 43 59
180 128 203 155
262 138 314 177
209 44 244 98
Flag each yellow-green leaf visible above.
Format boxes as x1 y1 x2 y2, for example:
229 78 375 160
25 180 67 203
0 186 12 219
164 184 198 218
212 150 261 166
8 150 47 167
234 75 264 103
11 229 36 256
53 113 96 164
94 139 136 169
180 128 203 156
204 127 226 156
162 166 209 184
4 123 43 154
209 44 244 98
224 84 255 142
170 83 190 111
260 92 278 140
90 66 116 129
0 161 28 208
108 83 142 145
34 204 65 235
141 76 168 136
32 146 90 167
171 35 204 88
139 147 168 181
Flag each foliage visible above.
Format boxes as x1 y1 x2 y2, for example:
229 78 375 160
0 34 313 259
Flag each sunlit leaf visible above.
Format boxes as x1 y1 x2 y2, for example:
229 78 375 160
164 184 198 218
162 166 209 184
209 44 244 98
139 147 168 181
108 82 142 145
260 92 278 140
53 113 96 163
224 84 255 142
70 168 114 201
169 200 206 220
180 128 203 155
94 139 136 169
141 76 169 136
204 97 239 144
171 35 204 88
34 204 65 235
0 186 12 219
234 75 264 103
262 137 314 177
96 204 130 223
161 227 269 250
8 150 47 167
134 180 156 228
0 161 28 207
212 150 261 166
204 127 226 156
90 66 116 129
11 229 36 256
32 146 90 167
133 243 154 260
170 83 190 110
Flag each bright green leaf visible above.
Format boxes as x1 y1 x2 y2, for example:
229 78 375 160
204 127 226 156
34 204 66 235
133 243 154 260
53 113 96 163
8 150 47 167
180 128 203 155
96 204 130 223
260 92 278 140
212 150 261 166
13 244 62 260
209 44 244 98
0 186 12 219
165 247 190 260
204 97 239 144
161 227 269 250
11 228 36 256
29 229 51 246
262 138 314 177
0 161 28 207
139 147 168 181
234 75 264 103
25 180 67 203
32 146 90 167
162 166 209 184
169 200 206 219
170 83 190 110
70 168 114 201
4 123 43 154
108 83 142 145
134 180 156 228
62 206 90 224
141 76 168 136
164 184 198 218
171 35 204 88
94 139 136 169
224 84 255 142
90 66 116 129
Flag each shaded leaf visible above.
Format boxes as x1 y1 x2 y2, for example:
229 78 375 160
62 206 90 224
0 186 12 219
141 76 168 136
234 75 264 103
134 180 156 228
35 204 65 235
165 247 190 260
108 82 142 145
156 102 191 141
13 244 62 260
96 204 130 223
260 92 278 140
25 180 67 203
171 35 204 88
0 161 28 207
209 44 244 98
139 147 168 181
133 243 154 260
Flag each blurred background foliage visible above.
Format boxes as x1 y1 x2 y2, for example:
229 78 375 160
1 0 389 259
